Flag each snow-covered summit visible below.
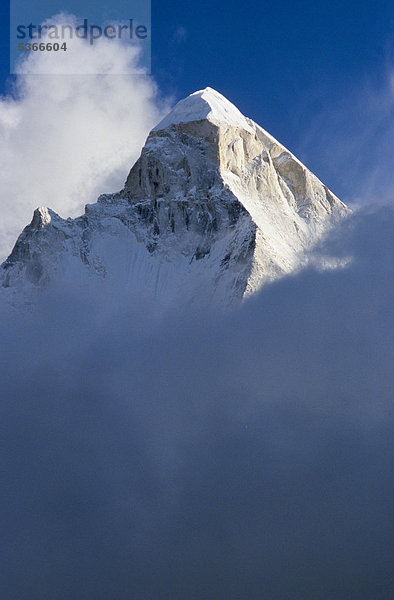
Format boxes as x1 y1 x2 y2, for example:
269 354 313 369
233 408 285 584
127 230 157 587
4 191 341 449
1 87 349 309
153 87 253 133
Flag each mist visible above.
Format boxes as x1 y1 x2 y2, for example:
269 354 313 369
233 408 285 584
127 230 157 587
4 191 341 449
1 206 393 599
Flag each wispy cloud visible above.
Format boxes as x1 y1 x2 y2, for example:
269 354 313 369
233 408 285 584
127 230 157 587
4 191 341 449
298 66 394 207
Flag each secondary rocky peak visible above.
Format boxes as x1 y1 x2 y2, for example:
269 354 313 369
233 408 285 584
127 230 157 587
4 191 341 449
31 207 53 229
153 87 253 133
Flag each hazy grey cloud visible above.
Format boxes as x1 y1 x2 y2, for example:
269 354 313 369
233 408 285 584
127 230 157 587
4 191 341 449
1 206 393 599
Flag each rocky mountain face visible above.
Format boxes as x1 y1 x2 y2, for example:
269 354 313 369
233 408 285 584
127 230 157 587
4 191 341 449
0 88 348 308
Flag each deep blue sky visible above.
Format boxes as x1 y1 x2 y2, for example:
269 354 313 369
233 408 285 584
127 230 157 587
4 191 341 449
0 1 393 200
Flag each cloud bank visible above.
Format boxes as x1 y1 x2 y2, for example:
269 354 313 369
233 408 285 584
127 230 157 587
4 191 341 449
0 15 167 261
0 207 393 599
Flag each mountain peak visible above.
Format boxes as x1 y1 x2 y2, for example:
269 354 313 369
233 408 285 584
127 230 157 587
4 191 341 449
1 86 348 309
153 87 253 132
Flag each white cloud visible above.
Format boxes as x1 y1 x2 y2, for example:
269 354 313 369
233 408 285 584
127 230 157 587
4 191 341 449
0 15 168 261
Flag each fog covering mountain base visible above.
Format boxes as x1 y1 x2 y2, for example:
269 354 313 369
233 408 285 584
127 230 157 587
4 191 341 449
0 205 393 599
0 88 348 308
